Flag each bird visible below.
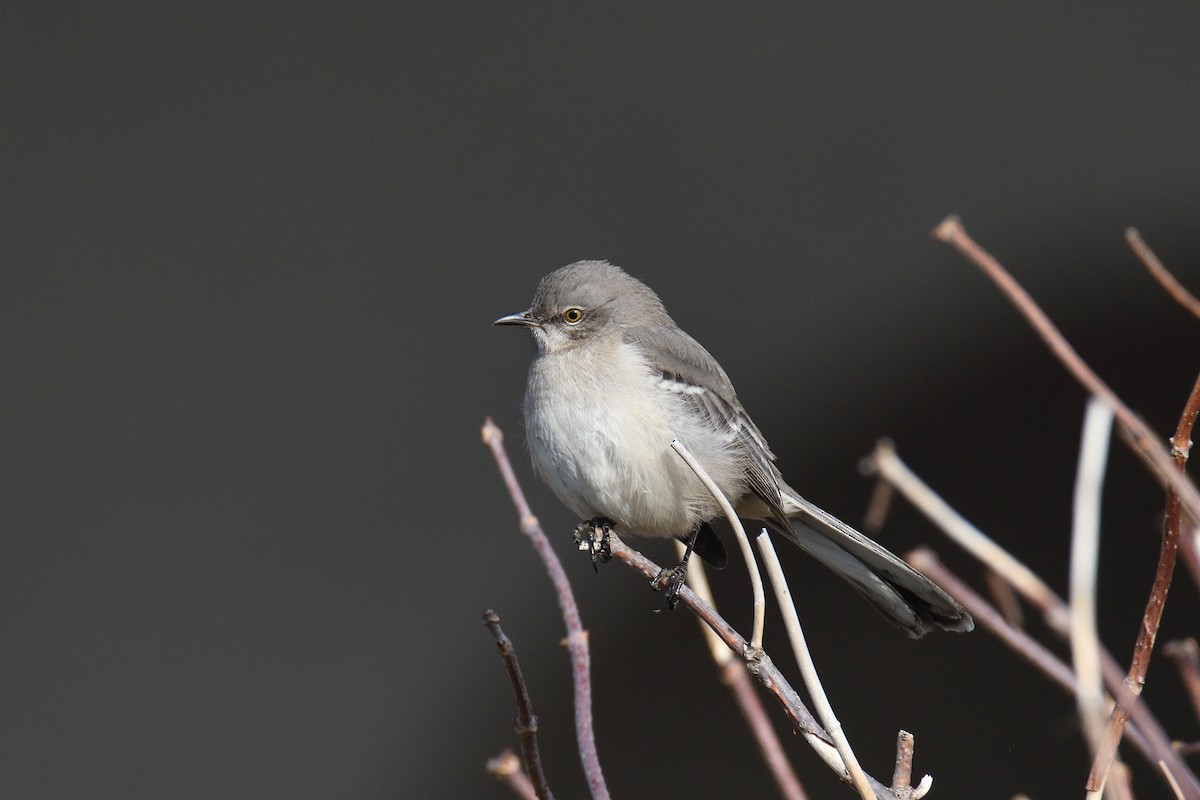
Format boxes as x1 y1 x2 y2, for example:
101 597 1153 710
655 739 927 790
495 260 973 638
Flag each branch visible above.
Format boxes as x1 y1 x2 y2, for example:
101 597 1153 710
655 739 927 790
481 418 611 800
873 446 1200 797
1088 368 1200 794
933 216 1200 529
482 610 555 800
605 533 903 800
1126 228 1200 321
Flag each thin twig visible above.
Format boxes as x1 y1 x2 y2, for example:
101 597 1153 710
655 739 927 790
1088 369 1200 794
487 750 539 800
670 439 766 650
482 610 555 800
1070 399 1114 753
677 542 809 800
482 418 611 800
877 445 1200 797
607 533 901 800
757 531 876 800
1163 639 1200 725
933 216 1200 528
1127 228 1200 321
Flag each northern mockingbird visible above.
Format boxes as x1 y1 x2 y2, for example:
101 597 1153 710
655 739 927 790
495 260 973 638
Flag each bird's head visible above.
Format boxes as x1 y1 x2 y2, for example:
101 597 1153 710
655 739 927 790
494 260 666 354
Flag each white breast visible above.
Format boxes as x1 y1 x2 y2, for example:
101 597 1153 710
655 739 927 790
523 338 744 537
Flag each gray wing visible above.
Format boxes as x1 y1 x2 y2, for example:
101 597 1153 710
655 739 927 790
624 323 792 532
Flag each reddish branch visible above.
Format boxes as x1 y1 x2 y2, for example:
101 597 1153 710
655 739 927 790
1088 369 1200 793
482 610 555 800
481 419 611 800
1127 228 1200 321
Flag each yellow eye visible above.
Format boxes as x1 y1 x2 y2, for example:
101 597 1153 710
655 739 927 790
562 307 584 324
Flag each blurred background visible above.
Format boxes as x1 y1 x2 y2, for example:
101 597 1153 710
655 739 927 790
4 3 1199 798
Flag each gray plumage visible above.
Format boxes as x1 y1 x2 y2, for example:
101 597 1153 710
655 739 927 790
496 260 973 638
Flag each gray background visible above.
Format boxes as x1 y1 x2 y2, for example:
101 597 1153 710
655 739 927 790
4 3 1199 798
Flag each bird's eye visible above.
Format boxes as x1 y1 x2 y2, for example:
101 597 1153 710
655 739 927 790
562 307 584 324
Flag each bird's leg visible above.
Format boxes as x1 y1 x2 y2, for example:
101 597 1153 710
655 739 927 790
573 517 614 572
653 524 698 611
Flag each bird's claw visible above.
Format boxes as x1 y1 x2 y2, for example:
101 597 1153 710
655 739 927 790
652 565 687 611
573 517 613 572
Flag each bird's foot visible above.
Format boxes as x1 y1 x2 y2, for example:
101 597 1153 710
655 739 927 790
573 517 614 572
651 564 687 611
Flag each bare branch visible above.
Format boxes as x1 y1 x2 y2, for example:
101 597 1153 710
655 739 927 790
482 418 611 800
1088 369 1200 794
1126 228 1200 321
933 216 1200 529
606 533 903 800
878 441 1199 797
482 610 555 800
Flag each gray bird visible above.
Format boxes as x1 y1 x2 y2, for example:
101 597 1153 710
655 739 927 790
495 260 973 638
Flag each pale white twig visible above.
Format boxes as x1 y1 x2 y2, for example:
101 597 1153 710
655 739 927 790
670 439 766 651
1070 398 1114 755
757 530 876 800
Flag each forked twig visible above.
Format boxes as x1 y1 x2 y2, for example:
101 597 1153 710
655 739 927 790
482 610 555 800
481 419 611 800
606 533 903 800
933 216 1200 528
1088 369 1200 795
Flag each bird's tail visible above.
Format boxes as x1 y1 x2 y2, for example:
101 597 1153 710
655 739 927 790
775 488 974 639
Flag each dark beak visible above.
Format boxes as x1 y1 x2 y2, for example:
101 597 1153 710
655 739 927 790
493 310 541 328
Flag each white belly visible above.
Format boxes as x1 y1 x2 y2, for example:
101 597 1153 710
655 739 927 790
523 339 745 537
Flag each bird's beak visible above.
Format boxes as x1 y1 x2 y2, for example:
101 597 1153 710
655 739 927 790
493 310 542 328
